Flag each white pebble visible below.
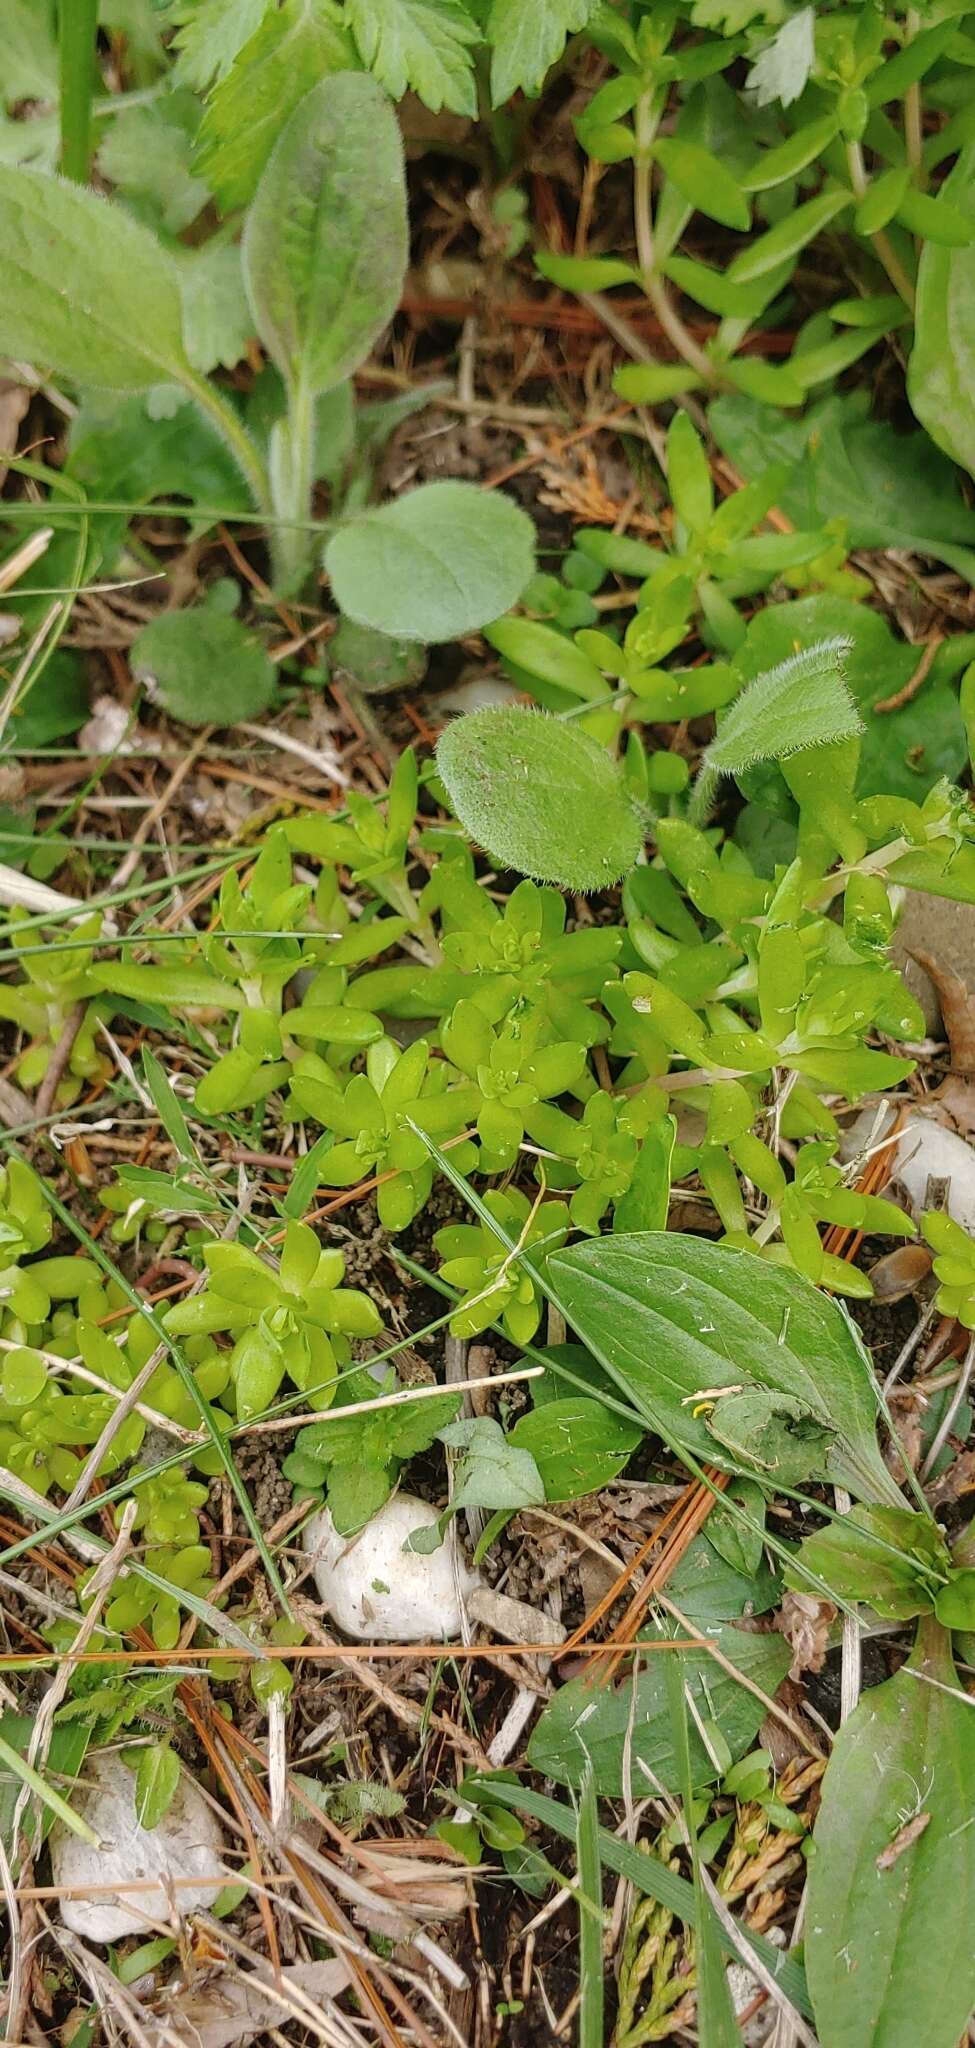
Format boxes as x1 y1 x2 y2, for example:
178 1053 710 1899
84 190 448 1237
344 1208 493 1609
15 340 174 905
50 1749 226 1942
894 1115 975 1233
304 1493 478 1642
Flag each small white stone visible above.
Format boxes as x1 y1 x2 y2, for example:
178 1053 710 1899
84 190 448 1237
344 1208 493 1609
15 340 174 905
303 1493 479 1642
50 1749 226 1942
894 1115 975 1233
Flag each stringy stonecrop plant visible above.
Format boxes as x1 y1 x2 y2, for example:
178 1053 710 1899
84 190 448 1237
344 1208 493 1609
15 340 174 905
9 632 969 1311
540 0 975 423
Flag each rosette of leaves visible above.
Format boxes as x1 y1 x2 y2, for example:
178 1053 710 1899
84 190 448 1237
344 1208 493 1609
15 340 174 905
190 829 388 1114
346 861 621 1041
439 998 589 1172
526 1089 665 1234
284 749 442 958
435 1189 571 1345
164 1220 381 1420
283 1363 460 1534
288 1037 481 1231
87 1538 217 1652
0 909 110 1104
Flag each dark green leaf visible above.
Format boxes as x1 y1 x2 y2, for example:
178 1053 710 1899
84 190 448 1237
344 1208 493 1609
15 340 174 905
788 1506 947 1620
806 1620 975 2048
131 606 275 728
909 146 975 483
545 1232 904 1505
508 1399 642 1501
527 1625 791 1794
710 388 975 583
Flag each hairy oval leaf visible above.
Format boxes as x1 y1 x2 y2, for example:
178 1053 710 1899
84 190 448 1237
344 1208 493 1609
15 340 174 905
0 167 190 390
545 1231 904 1505
436 704 643 892
243 71 408 399
325 480 535 642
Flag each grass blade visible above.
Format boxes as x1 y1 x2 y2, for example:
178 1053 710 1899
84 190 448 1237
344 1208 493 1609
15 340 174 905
577 1767 605 2048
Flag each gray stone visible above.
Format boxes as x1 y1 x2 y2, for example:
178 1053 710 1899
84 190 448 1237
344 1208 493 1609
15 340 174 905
890 891 975 1034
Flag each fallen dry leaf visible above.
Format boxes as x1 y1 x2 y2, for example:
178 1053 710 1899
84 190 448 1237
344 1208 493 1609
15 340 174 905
876 1812 931 1870
778 1591 836 1678
144 1959 349 2048
912 949 975 1074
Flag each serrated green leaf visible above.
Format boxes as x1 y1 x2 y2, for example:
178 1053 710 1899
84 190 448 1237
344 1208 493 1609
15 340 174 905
195 0 358 212
325 480 535 642
169 0 269 89
243 72 407 403
487 0 596 104
347 0 479 115
436 704 643 892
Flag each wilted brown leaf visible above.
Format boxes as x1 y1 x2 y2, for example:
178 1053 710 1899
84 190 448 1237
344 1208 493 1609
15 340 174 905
779 1591 836 1678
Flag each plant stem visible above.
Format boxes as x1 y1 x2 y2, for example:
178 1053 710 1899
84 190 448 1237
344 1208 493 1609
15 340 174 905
59 0 99 183
904 10 924 183
181 370 271 519
634 91 714 383
846 140 917 310
268 375 317 595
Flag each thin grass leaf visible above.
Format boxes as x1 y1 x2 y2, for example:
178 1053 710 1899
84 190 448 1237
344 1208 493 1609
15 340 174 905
664 1654 739 2045
0 1728 98 1846
576 1767 606 2048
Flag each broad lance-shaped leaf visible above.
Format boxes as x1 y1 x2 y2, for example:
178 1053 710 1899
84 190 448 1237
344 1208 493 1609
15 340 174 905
527 1624 790 1795
243 71 408 401
544 1232 904 1506
0 167 191 391
704 637 861 778
806 1617 975 2048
